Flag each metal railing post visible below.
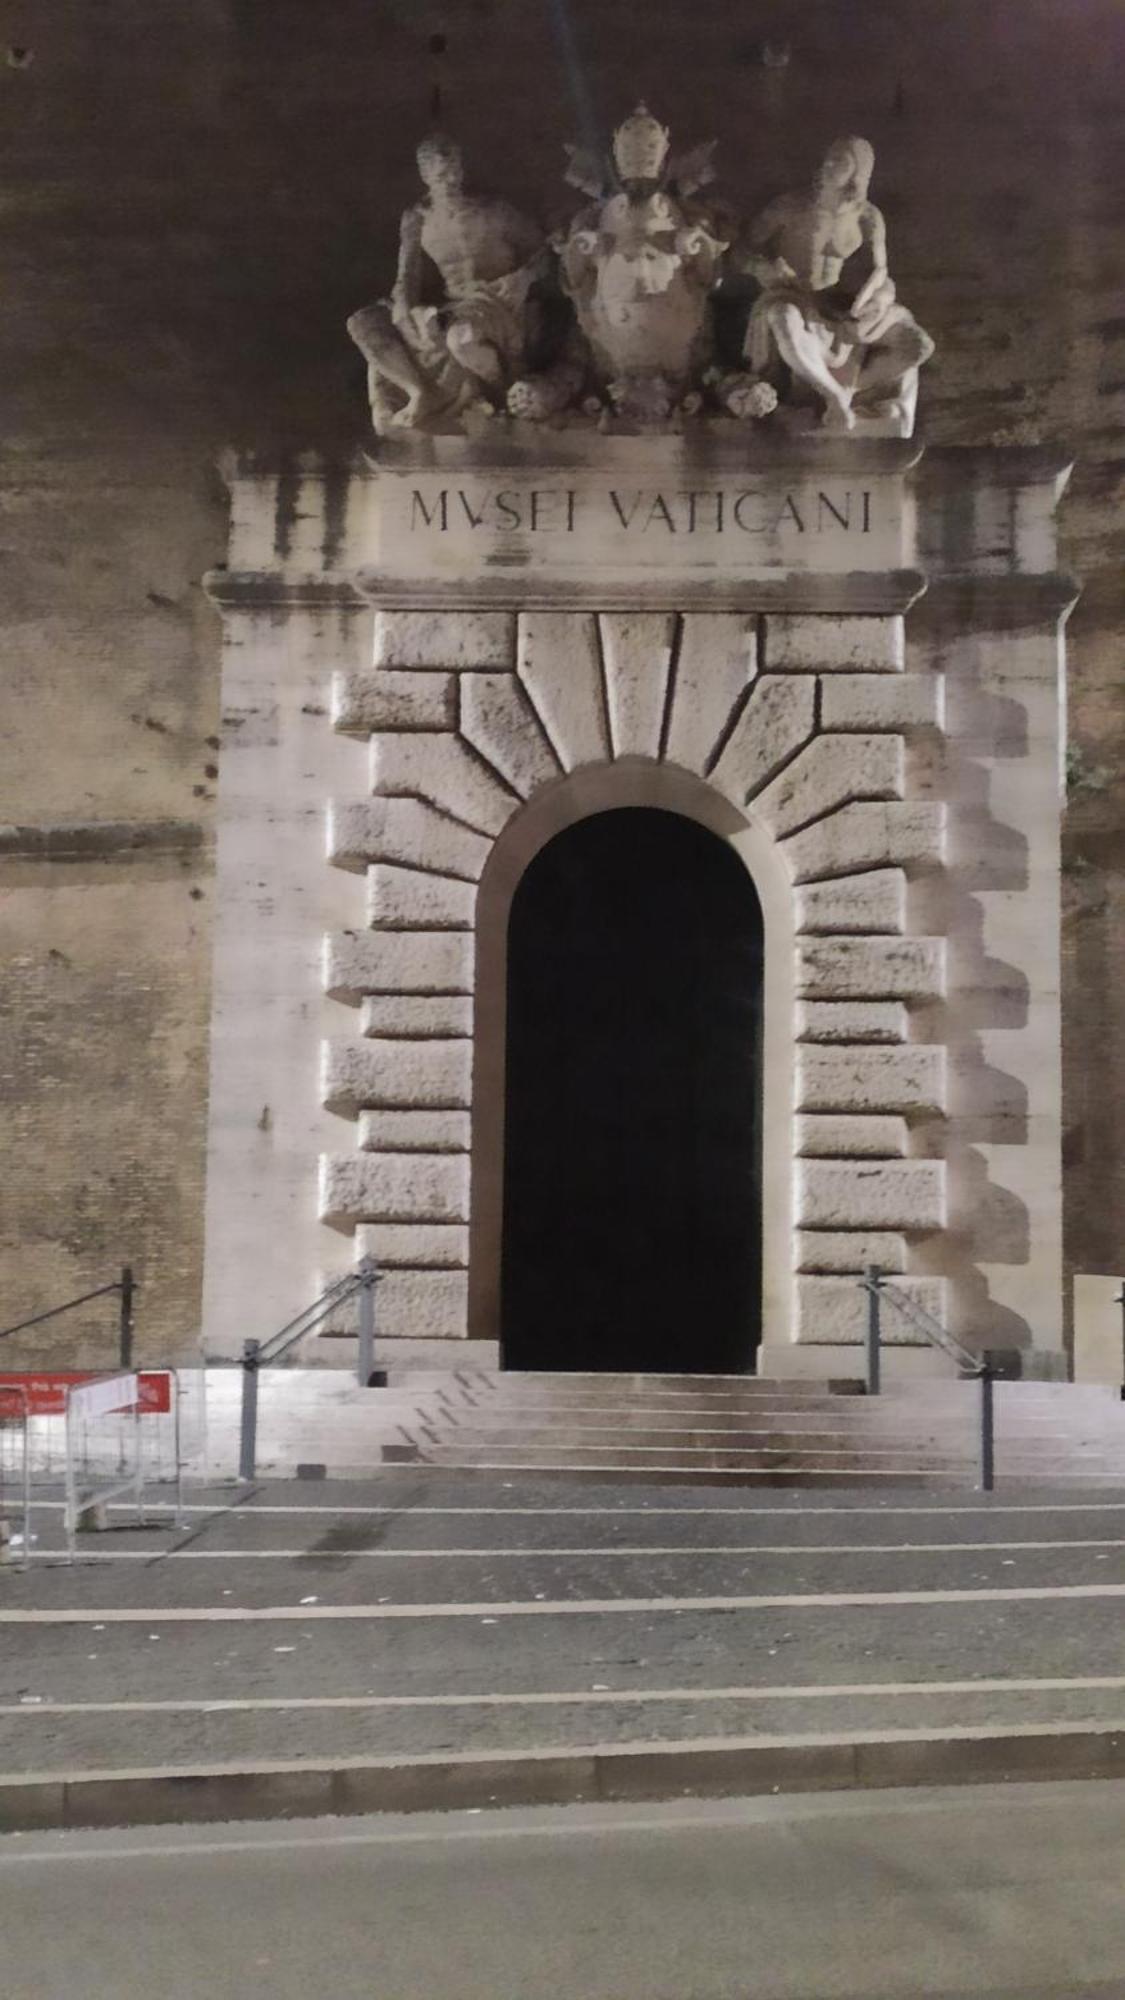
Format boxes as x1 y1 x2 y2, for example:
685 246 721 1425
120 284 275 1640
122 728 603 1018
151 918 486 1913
356 1256 379 1387
1117 1285 1125 1401
119 1265 135 1369
864 1265 882 1396
978 1363 995 1492
239 1339 260 1483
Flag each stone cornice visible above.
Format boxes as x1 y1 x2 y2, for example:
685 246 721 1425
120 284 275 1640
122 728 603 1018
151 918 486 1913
203 570 367 611
911 571 1081 628
0 819 205 860
355 569 928 615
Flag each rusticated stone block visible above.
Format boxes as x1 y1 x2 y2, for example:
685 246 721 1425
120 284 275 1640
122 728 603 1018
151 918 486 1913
767 614 904 673
796 869 905 935
332 670 456 734
797 937 945 1001
599 612 676 759
795 1114 908 1157
753 733 903 838
708 674 816 803
798 1002 908 1043
459 673 562 798
819 673 944 733
796 1274 947 1344
795 1230 907 1274
783 802 945 882
374 609 515 669
517 612 610 769
371 732 517 837
664 613 757 775
322 1038 471 1113
367 864 475 932
375 1269 469 1339
328 798 490 879
358 1109 470 1152
324 930 472 999
360 994 472 1038
320 1152 469 1225
797 1160 946 1230
797 1045 946 1114
355 1223 468 1269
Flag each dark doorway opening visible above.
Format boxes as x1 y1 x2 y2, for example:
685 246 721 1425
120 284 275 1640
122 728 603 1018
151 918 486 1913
501 807 763 1374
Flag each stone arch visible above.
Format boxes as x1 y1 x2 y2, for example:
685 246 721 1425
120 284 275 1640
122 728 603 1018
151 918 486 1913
321 605 951 1362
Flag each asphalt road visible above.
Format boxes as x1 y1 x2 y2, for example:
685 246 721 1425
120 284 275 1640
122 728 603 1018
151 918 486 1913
2 1781 1124 1999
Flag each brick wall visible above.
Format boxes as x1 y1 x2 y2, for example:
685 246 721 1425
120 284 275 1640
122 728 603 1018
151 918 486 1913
0 0 1121 1357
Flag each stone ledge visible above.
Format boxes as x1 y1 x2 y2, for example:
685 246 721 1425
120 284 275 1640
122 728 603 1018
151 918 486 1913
360 995 473 1038
358 1109 470 1153
783 802 946 882
333 671 456 734
325 930 473 1000
355 1223 468 1269
797 1273 947 1344
766 613 904 673
795 1115 908 1158
0 819 204 859
322 1039 472 1114
796 1045 946 1114
328 799 490 880
796 937 945 1002
797 1002 908 1044
357 572 929 616
319 1153 469 1226
795 1230 907 1274
795 870 905 936
374 609 516 670
367 864 476 932
797 1159 946 1231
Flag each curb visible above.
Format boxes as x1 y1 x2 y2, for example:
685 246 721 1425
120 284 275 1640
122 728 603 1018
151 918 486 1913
3 1725 1125 1832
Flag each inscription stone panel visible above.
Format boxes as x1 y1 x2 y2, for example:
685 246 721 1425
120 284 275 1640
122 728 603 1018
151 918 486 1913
361 435 918 594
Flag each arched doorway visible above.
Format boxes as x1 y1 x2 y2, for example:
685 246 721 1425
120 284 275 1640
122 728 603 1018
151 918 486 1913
501 806 764 1373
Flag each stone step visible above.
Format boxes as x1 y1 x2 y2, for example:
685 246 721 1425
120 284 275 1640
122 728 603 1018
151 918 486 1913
414 1443 972 1473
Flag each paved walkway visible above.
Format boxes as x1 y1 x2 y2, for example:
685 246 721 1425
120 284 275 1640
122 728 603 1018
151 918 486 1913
4 1784 1125 1998
3 1474 1125 1820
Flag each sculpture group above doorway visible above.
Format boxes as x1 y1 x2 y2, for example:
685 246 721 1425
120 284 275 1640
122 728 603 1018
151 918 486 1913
347 106 935 438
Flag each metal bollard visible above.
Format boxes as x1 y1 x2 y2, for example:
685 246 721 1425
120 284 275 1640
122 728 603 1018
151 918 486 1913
978 1363 995 1492
356 1256 385 1387
238 1338 260 1483
119 1265 135 1370
864 1265 882 1396
1117 1285 1125 1402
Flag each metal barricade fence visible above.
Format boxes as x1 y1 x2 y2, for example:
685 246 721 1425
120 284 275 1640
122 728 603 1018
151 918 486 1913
0 1369 188 1561
0 1383 32 1570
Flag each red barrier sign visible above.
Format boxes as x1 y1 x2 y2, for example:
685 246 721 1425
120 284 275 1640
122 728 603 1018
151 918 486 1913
0 1371 171 1418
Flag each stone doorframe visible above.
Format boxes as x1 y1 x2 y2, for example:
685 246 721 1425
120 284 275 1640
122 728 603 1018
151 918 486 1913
202 440 1075 1380
322 598 950 1373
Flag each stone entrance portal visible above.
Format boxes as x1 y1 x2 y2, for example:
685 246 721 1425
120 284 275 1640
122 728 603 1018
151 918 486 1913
202 428 1075 1384
501 807 763 1375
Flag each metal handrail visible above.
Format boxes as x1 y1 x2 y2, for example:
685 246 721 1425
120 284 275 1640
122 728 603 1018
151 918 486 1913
0 1267 136 1367
858 1266 995 1490
238 1259 381 1482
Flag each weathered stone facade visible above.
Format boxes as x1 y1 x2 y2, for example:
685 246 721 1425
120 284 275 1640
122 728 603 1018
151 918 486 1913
0 1 1122 1362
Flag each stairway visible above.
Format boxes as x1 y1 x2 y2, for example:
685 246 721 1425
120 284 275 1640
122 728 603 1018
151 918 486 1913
385 1371 1125 1487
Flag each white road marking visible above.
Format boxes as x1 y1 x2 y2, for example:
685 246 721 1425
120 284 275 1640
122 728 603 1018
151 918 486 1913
5 1582 1125 1623
31 1498 1125 1519
3 1673 1125 1717
20 1537 1125 1561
